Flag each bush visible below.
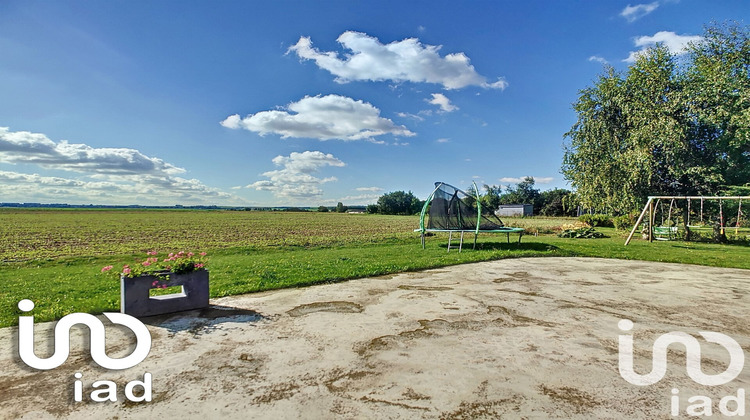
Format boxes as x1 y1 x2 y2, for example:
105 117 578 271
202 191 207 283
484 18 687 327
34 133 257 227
612 214 635 230
555 221 591 232
558 227 606 239
578 214 613 227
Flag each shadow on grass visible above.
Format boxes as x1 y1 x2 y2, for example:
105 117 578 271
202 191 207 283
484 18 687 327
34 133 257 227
671 240 750 250
440 242 560 252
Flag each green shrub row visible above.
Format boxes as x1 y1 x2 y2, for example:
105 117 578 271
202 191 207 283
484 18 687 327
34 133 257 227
578 214 613 227
578 213 637 230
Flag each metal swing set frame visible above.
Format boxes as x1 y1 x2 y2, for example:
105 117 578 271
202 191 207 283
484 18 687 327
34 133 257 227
624 195 749 245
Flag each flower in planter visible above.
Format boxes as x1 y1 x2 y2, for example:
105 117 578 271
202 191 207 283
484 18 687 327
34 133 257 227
101 251 209 280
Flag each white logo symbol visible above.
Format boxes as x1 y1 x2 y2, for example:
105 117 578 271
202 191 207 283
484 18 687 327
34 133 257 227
18 299 151 370
618 319 744 386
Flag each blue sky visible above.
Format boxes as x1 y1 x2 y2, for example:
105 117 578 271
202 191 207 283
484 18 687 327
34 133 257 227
1 1 747 206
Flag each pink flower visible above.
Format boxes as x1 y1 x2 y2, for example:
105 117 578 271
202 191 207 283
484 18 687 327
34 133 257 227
152 281 159 287
101 265 113 272
195 263 204 268
142 261 151 267
147 251 158 256
200 252 207 256
188 252 194 257
123 267 132 275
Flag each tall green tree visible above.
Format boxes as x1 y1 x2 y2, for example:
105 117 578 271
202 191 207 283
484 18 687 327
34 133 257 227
538 188 577 216
499 177 540 207
563 22 750 214
562 67 632 212
481 184 502 211
376 191 423 215
684 22 750 186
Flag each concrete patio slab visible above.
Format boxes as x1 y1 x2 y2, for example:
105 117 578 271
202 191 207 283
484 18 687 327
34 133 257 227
2 257 750 419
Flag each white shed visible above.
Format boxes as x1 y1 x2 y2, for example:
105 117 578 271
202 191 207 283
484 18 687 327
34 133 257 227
495 204 533 217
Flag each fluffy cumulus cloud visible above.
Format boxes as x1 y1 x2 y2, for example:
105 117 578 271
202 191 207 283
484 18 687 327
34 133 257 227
499 176 554 184
246 151 345 199
287 31 507 90
620 2 659 22
221 95 415 141
624 31 703 62
0 127 184 175
0 127 240 205
427 93 458 113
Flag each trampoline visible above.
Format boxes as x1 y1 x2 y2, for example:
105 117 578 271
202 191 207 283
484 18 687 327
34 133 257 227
416 182 524 252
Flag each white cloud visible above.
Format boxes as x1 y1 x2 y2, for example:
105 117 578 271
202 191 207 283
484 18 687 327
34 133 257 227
499 176 554 184
588 55 609 65
624 31 703 62
436 138 450 143
318 193 381 206
0 127 184 176
330 193 381 205
355 186 382 192
287 31 508 90
427 93 459 113
397 112 425 122
0 170 237 205
0 127 243 205
620 2 659 22
246 151 345 199
221 95 415 141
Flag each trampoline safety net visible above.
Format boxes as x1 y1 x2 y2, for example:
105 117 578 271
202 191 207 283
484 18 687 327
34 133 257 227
425 182 506 231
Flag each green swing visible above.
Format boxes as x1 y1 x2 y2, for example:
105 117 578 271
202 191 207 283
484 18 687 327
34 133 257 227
652 198 678 240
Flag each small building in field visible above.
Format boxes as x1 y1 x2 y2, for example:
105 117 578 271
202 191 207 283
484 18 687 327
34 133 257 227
495 204 533 217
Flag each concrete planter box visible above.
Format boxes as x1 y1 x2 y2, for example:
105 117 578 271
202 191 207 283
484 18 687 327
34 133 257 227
120 270 209 317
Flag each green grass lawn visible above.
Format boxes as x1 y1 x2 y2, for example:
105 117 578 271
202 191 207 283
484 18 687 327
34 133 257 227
1 209 748 328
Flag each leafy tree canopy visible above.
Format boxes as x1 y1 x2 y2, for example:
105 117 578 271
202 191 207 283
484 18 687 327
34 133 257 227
375 191 424 215
563 22 750 214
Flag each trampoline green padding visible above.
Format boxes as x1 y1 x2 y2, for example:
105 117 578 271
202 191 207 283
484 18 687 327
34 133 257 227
416 182 524 252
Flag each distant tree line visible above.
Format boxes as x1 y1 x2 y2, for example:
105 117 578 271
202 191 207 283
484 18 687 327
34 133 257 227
474 177 577 217
317 202 356 213
367 180 577 217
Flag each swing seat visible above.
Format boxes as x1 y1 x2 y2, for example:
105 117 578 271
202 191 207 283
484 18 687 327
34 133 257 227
653 226 678 241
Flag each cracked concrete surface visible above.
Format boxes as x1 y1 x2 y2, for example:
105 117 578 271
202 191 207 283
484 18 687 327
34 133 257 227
2 257 750 419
